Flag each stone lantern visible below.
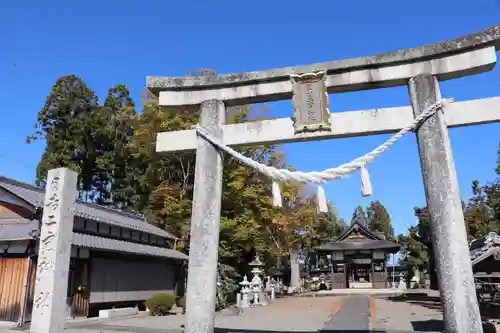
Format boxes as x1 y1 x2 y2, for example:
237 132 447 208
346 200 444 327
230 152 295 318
249 255 265 306
239 275 251 308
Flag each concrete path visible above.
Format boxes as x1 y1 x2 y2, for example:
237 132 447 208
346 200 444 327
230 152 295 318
316 289 404 297
320 294 445 332
320 295 373 331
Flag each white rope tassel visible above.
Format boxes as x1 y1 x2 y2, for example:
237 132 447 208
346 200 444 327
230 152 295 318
360 165 372 197
316 186 328 214
272 181 282 208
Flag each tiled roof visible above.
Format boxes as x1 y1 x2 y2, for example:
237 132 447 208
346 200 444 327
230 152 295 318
314 219 400 253
72 233 188 260
470 232 500 265
0 176 176 240
336 221 380 242
0 218 38 241
314 239 400 252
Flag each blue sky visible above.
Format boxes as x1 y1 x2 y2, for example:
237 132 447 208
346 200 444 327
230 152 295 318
0 0 499 237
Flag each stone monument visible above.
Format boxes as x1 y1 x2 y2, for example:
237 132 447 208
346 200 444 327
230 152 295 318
150 25 500 333
30 168 78 333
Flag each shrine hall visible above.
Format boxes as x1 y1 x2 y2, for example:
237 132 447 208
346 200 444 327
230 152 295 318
313 218 400 289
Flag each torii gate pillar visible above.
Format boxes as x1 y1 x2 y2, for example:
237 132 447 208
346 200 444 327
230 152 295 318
184 100 225 333
409 74 482 333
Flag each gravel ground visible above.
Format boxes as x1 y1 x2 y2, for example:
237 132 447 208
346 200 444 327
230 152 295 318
0 294 450 333
373 297 443 332
2 296 343 333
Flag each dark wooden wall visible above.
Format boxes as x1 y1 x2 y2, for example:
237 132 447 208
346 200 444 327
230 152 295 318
89 253 176 304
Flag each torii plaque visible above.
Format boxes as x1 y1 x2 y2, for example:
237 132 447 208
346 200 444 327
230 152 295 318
149 25 500 333
290 70 331 133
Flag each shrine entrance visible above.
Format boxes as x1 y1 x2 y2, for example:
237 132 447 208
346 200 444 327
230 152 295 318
347 262 372 288
314 219 400 289
150 25 500 333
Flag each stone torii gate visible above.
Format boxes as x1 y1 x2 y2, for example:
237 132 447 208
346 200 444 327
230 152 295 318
149 25 500 333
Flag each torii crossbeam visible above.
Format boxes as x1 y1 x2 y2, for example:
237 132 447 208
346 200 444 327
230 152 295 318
150 25 500 333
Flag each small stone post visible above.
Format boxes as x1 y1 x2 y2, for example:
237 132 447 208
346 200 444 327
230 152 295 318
30 168 77 333
184 100 225 333
409 73 483 333
236 293 241 308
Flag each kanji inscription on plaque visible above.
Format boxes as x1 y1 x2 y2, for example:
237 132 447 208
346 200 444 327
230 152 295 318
290 70 331 134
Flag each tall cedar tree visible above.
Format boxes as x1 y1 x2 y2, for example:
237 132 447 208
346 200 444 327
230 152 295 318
100 84 137 208
366 201 395 240
27 75 100 200
351 205 367 226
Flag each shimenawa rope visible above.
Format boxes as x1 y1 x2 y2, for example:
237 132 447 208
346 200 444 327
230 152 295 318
194 99 451 212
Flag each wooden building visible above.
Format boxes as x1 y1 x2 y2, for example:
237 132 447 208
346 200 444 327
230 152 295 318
0 176 188 324
314 219 400 289
470 232 500 298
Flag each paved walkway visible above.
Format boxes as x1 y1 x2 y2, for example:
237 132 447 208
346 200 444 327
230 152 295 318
0 294 446 332
322 294 443 332
1 296 342 333
321 295 373 331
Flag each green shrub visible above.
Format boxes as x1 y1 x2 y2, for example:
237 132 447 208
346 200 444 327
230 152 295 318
145 293 176 316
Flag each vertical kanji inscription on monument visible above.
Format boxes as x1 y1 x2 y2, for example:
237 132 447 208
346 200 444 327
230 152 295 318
30 168 77 333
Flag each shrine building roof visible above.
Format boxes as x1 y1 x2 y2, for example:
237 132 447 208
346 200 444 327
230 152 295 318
314 220 400 253
470 232 500 266
315 239 400 252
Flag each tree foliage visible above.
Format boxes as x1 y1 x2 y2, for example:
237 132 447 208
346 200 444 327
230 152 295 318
366 200 394 240
28 75 100 198
351 205 367 227
29 74 345 295
27 76 137 204
397 207 433 285
347 202 395 240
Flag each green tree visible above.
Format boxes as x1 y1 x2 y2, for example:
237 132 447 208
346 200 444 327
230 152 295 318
126 91 283 279
397 206 434 288
127 91 200 245
464 180 493 239
366 200 395 240
100 84 137 208
484 181 500 227
306 202 344 247
27 75 101 200
351 205 367 226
